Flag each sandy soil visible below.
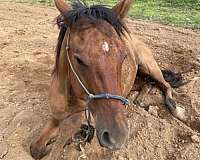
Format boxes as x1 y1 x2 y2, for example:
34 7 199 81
0 2 200 160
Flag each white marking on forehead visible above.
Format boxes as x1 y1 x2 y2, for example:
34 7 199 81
102 41 109 52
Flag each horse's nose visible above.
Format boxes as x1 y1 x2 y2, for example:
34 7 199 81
97 122 129 149
101 131 118 149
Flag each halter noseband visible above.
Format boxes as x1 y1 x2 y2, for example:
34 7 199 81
66 31 129 106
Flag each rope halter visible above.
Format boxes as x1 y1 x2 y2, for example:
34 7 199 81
65 32 129 106
64 30 129 144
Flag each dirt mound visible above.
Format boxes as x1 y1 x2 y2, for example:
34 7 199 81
0 2 200 160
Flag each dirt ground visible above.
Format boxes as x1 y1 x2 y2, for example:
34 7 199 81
0 2 200 160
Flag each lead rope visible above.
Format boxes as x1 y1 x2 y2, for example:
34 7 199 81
66 48 92 97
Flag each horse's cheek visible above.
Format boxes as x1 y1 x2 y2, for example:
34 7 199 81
121 55 137 96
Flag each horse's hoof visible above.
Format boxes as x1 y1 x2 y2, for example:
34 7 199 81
172 106 186 121
30 142 49 160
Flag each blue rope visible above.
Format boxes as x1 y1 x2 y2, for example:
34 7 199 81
88 93 129 105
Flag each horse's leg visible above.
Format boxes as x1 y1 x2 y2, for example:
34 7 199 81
135 41 186 121
30 118 59 159
30 75 69 159
47 112 85 160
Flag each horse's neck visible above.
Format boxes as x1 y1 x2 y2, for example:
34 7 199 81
121 32 138 96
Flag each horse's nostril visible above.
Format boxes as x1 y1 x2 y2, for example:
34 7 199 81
98 126 128 150
101 131 115 148
102 131 110 143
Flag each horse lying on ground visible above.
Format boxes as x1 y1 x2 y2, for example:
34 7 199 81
30 0 186 159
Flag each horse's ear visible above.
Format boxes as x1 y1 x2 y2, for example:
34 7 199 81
112 0 133 19
54 0 71 14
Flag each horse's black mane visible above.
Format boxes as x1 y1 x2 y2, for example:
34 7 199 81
54 1 128 73
57 1 127 35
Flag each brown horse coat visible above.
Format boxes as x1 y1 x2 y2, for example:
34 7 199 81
30 1 186 160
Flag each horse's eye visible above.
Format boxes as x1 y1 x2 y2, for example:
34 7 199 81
75 56 87 67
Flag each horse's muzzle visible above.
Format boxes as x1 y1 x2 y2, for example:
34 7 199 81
98 128 129 149
95 109 129 149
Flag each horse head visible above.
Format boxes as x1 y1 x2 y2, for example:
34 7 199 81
55 0 133 149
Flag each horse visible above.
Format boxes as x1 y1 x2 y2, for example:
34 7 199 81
30 0 186 159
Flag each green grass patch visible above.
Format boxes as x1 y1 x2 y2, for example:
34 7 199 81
129 0 200 29
13 0 200 29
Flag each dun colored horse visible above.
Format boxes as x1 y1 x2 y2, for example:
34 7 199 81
30 0 186 159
